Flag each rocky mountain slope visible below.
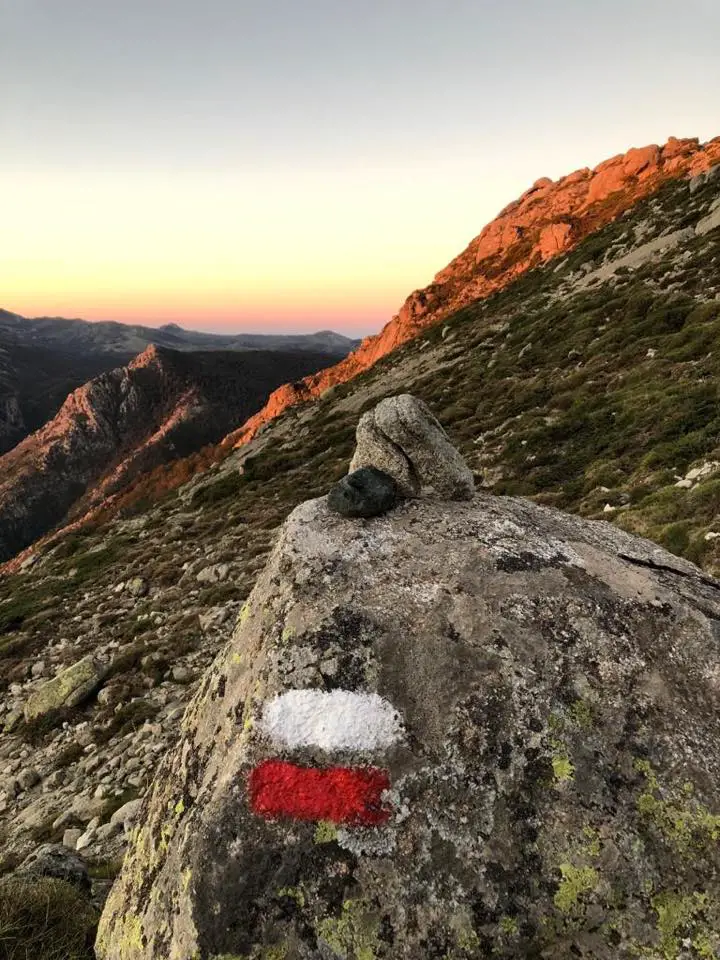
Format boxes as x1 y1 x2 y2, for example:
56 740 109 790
98 425 720 959
0 310 356 454
0 338 131 456
0 137 719 954
225 135 720 448
0 344 338 562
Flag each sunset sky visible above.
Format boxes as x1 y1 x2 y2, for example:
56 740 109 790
2 0 719 335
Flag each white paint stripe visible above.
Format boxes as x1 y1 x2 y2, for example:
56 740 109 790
259 690 403 752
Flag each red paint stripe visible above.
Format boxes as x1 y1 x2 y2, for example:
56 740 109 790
249 760 391 826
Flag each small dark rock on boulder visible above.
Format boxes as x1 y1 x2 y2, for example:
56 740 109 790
327 466 399 518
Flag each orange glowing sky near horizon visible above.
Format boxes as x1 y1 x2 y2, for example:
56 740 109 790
3 1 719 338
2 159 550 336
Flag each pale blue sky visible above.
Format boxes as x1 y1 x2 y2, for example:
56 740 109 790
1 0 719 332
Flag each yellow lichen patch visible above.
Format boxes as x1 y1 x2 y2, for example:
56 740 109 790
553 864 599 914
498 915 519 936
158 820 176 854
547 712 564 733
551 754 575 783
580 825 601 858
182 867 192 893
239 602 251 623
316 899 379 960
634 759 720 854
451 909 480 953
568 699 593 729
173 797 185 818
314 820 338 844
105 914 144 960
277 886 306 908
258 947 287 960
241 692 256 733
648 891 719 960
548 735 575 783
280 624 295 644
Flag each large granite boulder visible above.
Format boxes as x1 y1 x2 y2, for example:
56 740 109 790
97 493 720 958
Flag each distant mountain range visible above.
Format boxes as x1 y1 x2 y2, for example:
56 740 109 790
0 310 357 453
0 343 339 561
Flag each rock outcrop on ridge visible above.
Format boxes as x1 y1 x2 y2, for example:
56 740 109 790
225 135 720 452
98 402 720 959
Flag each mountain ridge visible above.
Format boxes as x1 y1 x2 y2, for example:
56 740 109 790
223 135 720 449
0 309 359 356
0 311 358 455
0 344 339 562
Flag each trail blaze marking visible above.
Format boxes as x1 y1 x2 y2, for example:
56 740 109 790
259 689 403 752
248 689 402 825
249 760 391 825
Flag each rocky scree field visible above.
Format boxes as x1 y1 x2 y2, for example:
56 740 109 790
0 160 719 952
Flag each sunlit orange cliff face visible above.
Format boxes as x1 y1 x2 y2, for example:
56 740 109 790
225 135 720 449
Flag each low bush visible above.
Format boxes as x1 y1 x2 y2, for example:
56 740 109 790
0 876 98 960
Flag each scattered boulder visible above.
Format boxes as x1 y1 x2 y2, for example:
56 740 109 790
196 563 230 585
96 821 123 843
23 655 109 723
198 606 232 633
75 828 95 852
126 577 148 598
16 843 91 894
96 682 130 709
327 466 399 518
696 202 720 237
109 799 143 831
63 828 83 850
15 768 40 792
171 665 192 684
349 394 475 499
690 163 720 193
3 709 23 733
98 490 720 959
686 461 720 483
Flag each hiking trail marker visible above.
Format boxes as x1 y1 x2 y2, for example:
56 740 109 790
248 689 403 826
